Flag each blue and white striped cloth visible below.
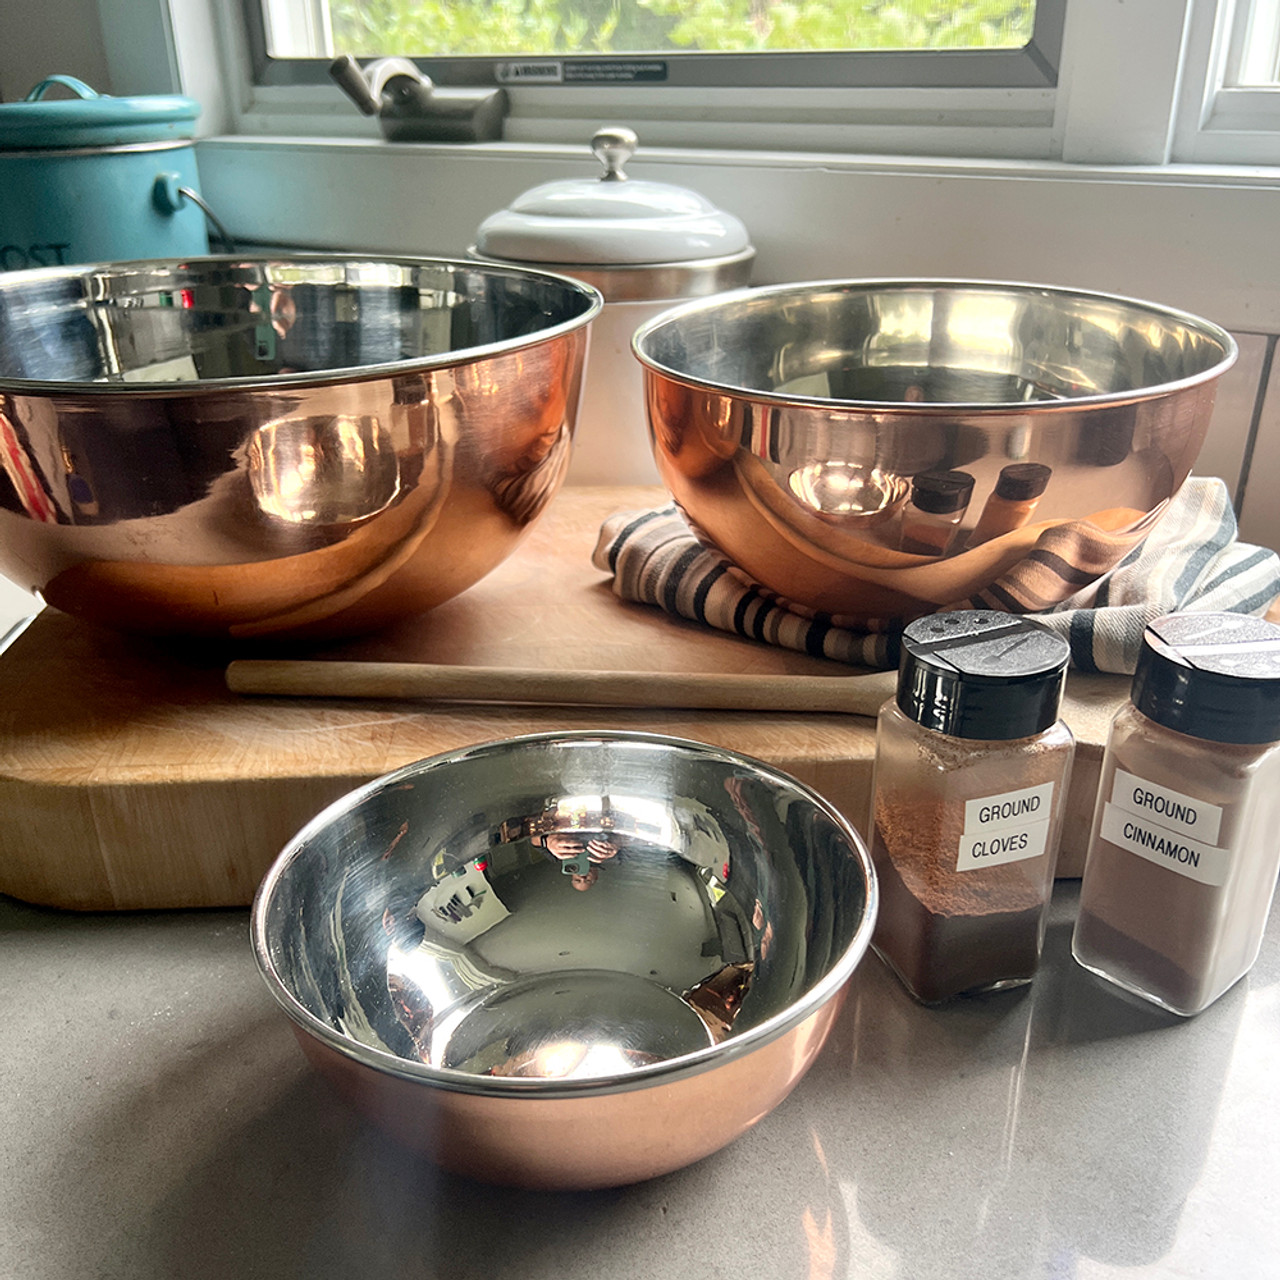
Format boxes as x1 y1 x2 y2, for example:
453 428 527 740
592 477 1280 674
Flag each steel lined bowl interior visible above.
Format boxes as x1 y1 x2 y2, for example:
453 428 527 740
632 278 1237 623
0 256 601 640
0 255 599 387
634 278 1233 406
251 731 877 1187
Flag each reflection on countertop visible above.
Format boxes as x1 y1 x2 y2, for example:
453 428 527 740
1 882 1275 1279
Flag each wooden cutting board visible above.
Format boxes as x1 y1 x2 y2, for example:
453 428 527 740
0 486 1127 910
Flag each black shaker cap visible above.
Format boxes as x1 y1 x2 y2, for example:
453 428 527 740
909 470 975 515
897 609 1070 740
994 462 1052 502
1132 612 1280 744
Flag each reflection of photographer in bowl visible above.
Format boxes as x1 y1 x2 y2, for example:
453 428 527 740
532 830 620 890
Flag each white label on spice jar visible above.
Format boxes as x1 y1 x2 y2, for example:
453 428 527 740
1097 802 1229 887
963 782 1057 836
1109 770 1223 843
957 819 1052 870
956 781 1057 871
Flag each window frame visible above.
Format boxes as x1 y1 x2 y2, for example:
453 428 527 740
1172 0 1280 164
83 0 1280 347
245 0 1067 92
214 0 1067 158
93 0 1280 167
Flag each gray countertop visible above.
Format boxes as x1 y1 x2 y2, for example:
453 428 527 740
2 881 1275 1279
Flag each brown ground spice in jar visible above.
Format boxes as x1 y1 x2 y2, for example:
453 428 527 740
868 610 1074 1004
871 793 1050 1004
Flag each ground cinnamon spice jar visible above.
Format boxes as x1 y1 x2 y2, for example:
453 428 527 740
966 462 1052 547
868 610 1075 1003
1072 612 1280 1016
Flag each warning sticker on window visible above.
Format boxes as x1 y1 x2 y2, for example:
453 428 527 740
496 59 667 84
565 60 667 82
495 61 564 84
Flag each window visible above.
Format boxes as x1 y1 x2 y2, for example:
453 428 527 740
1226 0 1280 84
228 0 1072 154
298 0 1037 58
100 1 1280 166
252 0 1062 88
1173 0 1280 164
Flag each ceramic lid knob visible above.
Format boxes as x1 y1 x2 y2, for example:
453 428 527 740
592 126 637 181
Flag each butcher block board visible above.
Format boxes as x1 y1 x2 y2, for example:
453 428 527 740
0 486 1128 910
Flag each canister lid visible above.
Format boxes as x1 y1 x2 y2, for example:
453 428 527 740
897 610 1070 741
993 462 1052 502
473 126 752 269
909 470 975 515
1131 612 1280 744
0 76 200 149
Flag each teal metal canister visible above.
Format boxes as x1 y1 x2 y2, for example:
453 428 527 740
0 75 210 270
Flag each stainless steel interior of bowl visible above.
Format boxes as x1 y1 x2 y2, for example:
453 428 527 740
0 256 601 640
252 731 877 1189
633 279 1237 622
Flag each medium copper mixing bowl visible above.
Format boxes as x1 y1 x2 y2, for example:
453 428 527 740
251 731 877 1190
0 256 601 640
633 279 1237 623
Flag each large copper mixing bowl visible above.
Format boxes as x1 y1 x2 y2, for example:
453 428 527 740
633 279 1237 623
252 731 877 1190
0 256 600 640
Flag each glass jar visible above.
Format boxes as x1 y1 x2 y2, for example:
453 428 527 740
1072 611 1280 1016
898 469 975 556
966 462 1052 547
869 610 1075 1003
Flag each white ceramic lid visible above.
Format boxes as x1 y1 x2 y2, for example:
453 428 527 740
473 127 752 267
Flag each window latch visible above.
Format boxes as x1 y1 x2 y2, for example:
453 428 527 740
330 54 507 144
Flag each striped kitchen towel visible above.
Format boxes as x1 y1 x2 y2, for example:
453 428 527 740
591 477 1280 674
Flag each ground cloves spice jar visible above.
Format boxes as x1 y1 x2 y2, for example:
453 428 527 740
869 610 1075 1003
1072 611 1280 1016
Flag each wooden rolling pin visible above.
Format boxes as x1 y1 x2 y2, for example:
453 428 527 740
225 659 898 717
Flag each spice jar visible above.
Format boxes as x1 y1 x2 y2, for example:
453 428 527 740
966 462 1052 547
1072 612 1280 1016
869 610 1075 1003
898 470 975 556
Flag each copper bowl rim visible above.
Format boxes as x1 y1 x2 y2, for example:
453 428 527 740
0 252 604 396
630 275 1238 414
251 729 879 1101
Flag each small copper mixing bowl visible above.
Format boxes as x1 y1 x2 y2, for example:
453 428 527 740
251 731 877 1190
633 278 1237 623
0 255 600 641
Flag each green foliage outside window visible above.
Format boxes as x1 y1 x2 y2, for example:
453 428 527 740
328 0 1035 58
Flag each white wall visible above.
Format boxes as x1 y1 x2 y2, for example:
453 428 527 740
0 0 111 102
195 139 1280 332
